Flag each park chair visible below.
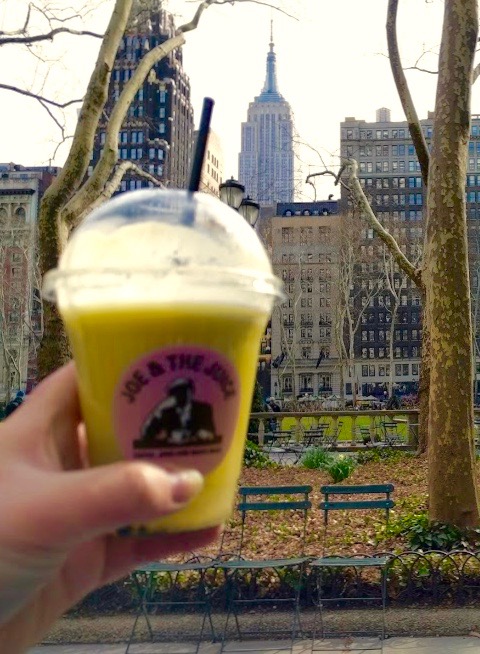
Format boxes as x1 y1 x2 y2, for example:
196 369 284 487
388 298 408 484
323 420 343 450
310 484 395 653
263 428 304 465
303 422 330 449
217 485 312 653
126 554 217 654
382 421 401 446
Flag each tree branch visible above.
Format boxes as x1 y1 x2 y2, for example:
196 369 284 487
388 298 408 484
0 83 83 108
73 162 165 227
177 0 217 34
62 32 185 226
176 0 297 35
344 158 422 287
306 167 348 190
39 0 135 276
38 98 65 138
0 27 103 46
474 62 480 85
386 0 430 186
404 65 438 74
0 3 32 36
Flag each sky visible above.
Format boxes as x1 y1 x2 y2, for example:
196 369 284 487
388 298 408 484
0 0 476 201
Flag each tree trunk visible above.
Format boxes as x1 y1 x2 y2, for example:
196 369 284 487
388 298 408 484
417 288 429 454
37 192 71 379
425 0 479 527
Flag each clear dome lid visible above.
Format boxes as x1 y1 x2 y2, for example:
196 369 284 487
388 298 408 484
43 189 283 312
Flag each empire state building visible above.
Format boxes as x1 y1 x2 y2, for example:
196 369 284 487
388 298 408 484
238 27 294 205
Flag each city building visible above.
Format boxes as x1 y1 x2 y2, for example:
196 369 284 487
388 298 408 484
238 25 294 206
269 200 341 399
195 129 224 197
0 163 60 405
90 2 194 191
339 109 438 398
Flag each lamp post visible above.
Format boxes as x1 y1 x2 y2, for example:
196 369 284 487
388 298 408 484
219 176 260 227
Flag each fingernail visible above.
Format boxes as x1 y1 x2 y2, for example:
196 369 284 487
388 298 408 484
171 470 204 504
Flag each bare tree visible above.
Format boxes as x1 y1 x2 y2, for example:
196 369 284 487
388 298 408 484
334 0 479 528
34 0 287 378
0 1 106 141
380 218 423 397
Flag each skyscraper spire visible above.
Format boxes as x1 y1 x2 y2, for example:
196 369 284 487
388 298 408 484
257 21 284 102
240 23 294 205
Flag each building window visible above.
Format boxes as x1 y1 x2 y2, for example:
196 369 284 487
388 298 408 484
300 374 312 389
283 376 292 392
300 227 313 245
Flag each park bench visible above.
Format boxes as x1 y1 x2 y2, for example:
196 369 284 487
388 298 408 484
310 484 395 653
126 554 216 654
216 485 312 653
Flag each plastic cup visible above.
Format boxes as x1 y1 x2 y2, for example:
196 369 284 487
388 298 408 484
43 190 283 534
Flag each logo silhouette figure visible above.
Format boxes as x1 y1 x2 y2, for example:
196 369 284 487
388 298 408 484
136 378 220 447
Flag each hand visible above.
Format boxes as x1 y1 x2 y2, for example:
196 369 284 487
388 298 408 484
0 363 219 653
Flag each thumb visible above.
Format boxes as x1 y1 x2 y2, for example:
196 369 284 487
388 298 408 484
14 463 204 548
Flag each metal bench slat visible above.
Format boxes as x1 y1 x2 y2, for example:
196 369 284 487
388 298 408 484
238 500 312 512
319 499 394 511
217 556 308 569
239 485 312 495
320 484 394 495
310 556 389 568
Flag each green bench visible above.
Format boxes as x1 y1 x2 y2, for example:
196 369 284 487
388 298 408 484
218 485 312 653
311 483 395 653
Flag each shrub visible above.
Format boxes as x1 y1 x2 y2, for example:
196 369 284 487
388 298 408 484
300 447 333 470
325 455 356 482
376 509 480 551
243 439 275 468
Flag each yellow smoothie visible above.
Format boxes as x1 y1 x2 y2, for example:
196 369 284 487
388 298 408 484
63 302 267 533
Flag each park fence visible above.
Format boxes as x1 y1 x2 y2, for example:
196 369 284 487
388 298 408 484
75 549 480 614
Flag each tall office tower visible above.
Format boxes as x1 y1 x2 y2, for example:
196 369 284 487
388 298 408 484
194 129 224 197
0 163 60 405
269 199 341 400
339 110 438 399
91 1 194 191
238 25 294 206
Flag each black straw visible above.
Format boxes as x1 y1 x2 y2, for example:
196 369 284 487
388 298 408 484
188 97 215 193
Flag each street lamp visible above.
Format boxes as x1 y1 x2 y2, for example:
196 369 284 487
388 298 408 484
219 176 260 227
238 196 260 228
219 177 245 210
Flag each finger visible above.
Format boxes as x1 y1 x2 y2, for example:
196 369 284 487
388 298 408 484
15 463 206 548
7 363 83 470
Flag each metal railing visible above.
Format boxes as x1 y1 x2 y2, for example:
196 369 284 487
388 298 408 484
78 549 480 612
251 409 420 448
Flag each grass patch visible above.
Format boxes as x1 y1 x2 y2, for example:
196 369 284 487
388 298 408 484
279 415 410 442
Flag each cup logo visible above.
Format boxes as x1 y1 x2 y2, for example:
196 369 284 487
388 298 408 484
113 346 240 474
